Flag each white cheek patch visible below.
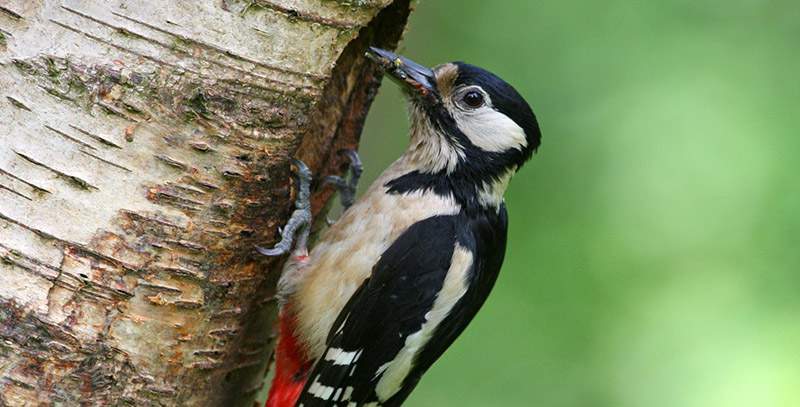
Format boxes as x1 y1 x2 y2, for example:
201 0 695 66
455 107 528 153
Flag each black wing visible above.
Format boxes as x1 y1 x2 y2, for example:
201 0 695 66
296 206 508 407
384 206 508 405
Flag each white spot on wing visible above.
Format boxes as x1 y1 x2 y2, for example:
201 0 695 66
325 347 361 366
308 375 335 400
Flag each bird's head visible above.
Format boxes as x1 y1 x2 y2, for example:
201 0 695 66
367 47 541 210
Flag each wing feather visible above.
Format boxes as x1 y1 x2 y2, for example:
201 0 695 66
297 206 508 407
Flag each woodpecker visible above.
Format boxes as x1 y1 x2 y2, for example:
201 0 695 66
259 47 541 407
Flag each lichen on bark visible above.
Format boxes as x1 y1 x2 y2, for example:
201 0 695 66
0 0 411 405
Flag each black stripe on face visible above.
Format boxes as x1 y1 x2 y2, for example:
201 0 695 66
388 101 528 212
388 62 540 211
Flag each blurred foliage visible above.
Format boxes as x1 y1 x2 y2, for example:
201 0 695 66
357 0 800 406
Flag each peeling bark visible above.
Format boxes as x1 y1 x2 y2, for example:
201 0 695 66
0 0 411 405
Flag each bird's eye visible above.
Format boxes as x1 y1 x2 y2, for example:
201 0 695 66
462 91 484 108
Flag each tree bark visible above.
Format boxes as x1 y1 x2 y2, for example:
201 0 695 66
0 0 410 405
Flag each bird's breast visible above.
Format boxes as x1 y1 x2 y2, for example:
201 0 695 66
286 168 460 359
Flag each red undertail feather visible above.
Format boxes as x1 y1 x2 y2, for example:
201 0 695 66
266 307 312 407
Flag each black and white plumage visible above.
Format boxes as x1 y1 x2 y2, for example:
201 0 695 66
298 209 507 407
265 47 541 407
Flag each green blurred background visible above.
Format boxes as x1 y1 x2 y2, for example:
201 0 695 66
356 1 800 406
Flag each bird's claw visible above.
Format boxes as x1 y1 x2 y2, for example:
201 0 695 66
324 149 363 212
255 243 289 257
256 159 313 257
256 151 362 256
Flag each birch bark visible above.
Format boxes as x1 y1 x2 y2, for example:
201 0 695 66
0 0 410 405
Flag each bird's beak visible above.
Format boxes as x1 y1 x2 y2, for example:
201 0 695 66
366 47 437 99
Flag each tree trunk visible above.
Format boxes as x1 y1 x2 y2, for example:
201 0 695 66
0 0 410 405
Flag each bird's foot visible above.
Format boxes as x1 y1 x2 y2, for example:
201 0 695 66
324 149 363 213
256 159 313 257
